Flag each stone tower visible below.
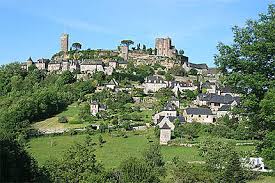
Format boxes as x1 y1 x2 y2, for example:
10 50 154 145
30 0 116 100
26 57 34 71
155 37 177 57
120 45 129 60
60 33 69 53
159 122 171 145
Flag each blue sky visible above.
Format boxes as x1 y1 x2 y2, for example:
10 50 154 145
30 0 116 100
0 0 273 66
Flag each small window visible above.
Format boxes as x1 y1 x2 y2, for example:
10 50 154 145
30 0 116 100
199 115 201 117
191 115 193 117
207 115 208 118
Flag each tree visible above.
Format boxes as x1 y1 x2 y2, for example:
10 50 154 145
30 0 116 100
257 130 275 169
143 143 164 169
189 68 198 75
98 134 104 146
58 116 68 123
137 43 141 50
0 134 43 182
45 136 103 182
147 48 153 55
164 72 174 81
72 42 82 51
142 44 146 51
199 139 247 182
222 152 245 183
214 5 275 137
179 49 184 55
120 40 134 47
118 157 160 183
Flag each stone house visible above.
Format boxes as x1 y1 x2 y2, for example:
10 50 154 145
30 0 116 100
185 107 215 123
117 60 128 69
159 123 172 145
48 61 62 72
35 58 50 70
169 96 180 108
80 60 104 74
153 102 177 124
196 93 240 113
105 79 119 90
217 105 231 118
169 80 197 95
109 60 117 69
143 75 167 94
201 81 217 94
90 101 107 116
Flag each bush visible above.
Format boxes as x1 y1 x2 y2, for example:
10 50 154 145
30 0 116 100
58 116 68 123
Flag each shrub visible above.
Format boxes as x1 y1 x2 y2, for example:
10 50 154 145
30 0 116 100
58 116 68 123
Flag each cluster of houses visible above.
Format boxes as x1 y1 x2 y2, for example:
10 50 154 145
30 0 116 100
143 74 241 145
21 57 128 77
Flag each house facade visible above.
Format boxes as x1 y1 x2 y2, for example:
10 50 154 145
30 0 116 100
144 75 167 94
185 107 215 123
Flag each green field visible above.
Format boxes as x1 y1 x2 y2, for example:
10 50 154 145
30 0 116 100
27 129 255 169
32 103 88 131
248 176 275 183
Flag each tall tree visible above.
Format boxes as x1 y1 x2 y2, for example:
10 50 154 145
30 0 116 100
120 40 134 47
71 42 82 51
214 4 275 137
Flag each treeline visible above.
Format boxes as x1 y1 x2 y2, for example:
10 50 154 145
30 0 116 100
0 63 95 135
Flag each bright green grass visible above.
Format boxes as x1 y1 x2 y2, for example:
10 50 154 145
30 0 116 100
27 129 254 169
248 176 275 183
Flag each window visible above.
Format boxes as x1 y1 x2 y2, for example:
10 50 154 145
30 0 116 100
206 115 208 118
199 115 201 117
191 115 193 117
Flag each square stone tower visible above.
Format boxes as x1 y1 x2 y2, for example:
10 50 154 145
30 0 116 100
155 37 177 57
60 33 69 53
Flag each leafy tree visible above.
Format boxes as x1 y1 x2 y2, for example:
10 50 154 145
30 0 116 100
121 40 134 47
98 134 104 146
147 48 153 55
179 49 184 55
257 130 275 169
164 72 174 81
44 136 103 182
214 5 275 137
71 42 82 51
142 44 146 51
58 116 68 123
189 68 198 75
0 134 43 182
118 157 160 183
165 160 214 183
137 43 141 50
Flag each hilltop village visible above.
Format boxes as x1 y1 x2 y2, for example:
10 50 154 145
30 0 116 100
20 33 241 145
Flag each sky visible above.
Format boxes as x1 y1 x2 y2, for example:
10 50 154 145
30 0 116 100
0 0 273 66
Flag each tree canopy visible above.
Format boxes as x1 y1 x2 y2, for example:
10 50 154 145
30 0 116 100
214 4 275 137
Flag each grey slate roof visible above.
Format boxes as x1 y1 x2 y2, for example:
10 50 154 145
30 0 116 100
189 63 208 70
145 75 165 83
218 105 231 111
163 102 176 111
198 93 240 105
186 107 213 115
168 115 185 123
27 57 33 62
160 122 171 129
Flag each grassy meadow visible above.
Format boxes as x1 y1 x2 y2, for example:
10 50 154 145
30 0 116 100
27 129 256 169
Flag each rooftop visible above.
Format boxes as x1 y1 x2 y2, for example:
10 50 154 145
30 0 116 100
186 107 213 115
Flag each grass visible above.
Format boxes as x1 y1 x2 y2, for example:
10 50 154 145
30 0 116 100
27 129 254 169
32 103 88 131
248 176 275 183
